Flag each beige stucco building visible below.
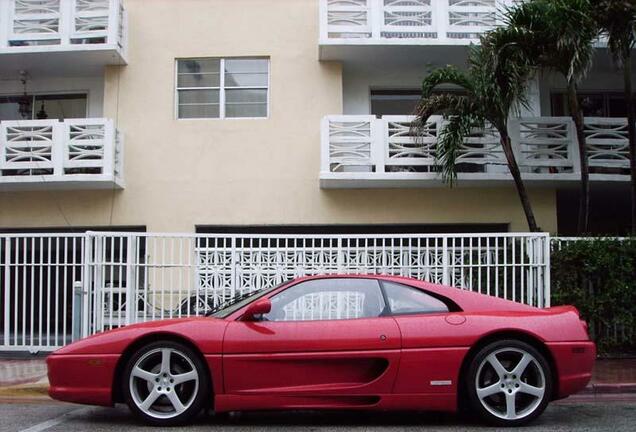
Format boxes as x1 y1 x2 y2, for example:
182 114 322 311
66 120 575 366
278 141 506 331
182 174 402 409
0 0 632 235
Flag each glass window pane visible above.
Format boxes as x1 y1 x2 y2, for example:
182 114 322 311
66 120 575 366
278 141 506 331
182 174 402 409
225 89 267 118
225 73 268 87
264 278 386 321
178 59 220 88
579 94 605 117
34 94 87 119
0 96 25 120
225 89 267 103
178 104 219 119
226 103 267 118
383 282 449 315
178 89 219 104
177 73 220 88
608 96 628 118
224 58 268 73
178 58 220 74
224 58 268 87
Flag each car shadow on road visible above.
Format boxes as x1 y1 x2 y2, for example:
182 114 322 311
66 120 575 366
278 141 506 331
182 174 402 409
80 405 492 429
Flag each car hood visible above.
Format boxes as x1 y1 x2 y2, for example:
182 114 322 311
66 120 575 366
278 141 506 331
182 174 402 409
53 316 228 356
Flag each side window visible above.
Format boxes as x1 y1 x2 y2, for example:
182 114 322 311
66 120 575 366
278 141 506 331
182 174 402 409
263 278 386 322
382 282 449 315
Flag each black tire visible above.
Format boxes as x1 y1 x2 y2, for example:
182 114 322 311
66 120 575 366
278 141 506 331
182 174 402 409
122 340 210 426
466 339 552 427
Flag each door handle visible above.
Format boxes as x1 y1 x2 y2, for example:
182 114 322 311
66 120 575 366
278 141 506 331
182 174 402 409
380 334 387 341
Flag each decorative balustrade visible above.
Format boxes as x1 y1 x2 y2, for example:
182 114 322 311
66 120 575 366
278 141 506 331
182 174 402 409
320 0 511 44
0 0 126 57
320 115 630 186
0 118 123 189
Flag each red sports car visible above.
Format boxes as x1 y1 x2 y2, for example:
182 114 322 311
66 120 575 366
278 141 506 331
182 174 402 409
47 275 595 427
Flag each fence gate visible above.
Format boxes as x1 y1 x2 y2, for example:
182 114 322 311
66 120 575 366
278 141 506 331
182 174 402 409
0 234 86 353
1 231 551 352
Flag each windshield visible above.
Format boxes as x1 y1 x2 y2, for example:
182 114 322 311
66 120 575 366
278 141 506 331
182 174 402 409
207 281 289 319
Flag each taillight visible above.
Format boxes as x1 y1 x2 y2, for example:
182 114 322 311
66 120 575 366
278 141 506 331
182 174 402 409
580 319 590 337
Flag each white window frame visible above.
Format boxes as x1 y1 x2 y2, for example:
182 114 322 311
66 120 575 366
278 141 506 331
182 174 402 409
175 57 270 120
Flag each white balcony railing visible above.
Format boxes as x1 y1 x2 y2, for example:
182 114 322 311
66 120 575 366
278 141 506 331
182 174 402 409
0 118 124 190
320 115 630 187
0 0 126 59
320 0 512 45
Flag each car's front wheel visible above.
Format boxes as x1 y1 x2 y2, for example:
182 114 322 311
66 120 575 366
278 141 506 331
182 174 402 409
123 341 209 426
467 339 552 426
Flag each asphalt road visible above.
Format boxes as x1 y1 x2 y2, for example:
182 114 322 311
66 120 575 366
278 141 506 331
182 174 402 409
2 399 635 432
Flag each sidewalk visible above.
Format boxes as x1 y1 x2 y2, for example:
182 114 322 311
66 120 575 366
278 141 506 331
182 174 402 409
0 356 635 400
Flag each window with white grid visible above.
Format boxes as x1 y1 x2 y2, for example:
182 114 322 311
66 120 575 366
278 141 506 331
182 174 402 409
176 57 269 119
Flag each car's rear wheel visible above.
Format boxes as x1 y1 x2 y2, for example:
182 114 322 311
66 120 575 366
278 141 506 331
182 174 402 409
467 339 552 427
123 341 209 426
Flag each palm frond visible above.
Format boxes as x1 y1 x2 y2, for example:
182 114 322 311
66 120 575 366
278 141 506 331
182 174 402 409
593 0 636 65
503 0 598 85
436 115 477 185
420 66 474 98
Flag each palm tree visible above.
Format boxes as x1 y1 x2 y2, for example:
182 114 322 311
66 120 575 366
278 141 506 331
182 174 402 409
412 30 540 232
501 0 598 233
594 0 636 234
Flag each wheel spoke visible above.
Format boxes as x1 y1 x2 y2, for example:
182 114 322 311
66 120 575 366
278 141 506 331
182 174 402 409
172 370 197 385
132 366 158 383
166 390 186 414
512 353 532 377
505 392 516 419
160 349 171 374
486 353 508 378
519 382 545 398
139 388 160 411
477 382 502 399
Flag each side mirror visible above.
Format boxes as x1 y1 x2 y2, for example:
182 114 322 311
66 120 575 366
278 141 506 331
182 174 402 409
242 298 272 321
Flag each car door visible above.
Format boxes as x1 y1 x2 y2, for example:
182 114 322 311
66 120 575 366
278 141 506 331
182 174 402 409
382 281 469 397
222 278 401 407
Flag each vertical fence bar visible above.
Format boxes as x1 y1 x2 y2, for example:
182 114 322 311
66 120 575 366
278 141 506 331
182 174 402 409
3 238 10 348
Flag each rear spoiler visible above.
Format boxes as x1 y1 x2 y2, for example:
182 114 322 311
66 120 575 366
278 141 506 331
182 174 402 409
545 305 580 316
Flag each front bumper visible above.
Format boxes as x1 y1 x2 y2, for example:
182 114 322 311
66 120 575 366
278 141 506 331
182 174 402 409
47 353 119 406
546 341 596 399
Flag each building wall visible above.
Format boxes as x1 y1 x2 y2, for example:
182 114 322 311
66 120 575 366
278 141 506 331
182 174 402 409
0 0 558 233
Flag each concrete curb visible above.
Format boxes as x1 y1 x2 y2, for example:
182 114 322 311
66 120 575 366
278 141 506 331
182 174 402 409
582 383 636 395
0 378 50 399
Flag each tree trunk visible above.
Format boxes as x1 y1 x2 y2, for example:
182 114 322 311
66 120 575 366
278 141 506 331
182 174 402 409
567 81 590 234
624 57 636 235
499 131 540 232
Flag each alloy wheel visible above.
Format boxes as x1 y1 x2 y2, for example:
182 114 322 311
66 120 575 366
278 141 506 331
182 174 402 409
474 347 546 421
128 347 200 419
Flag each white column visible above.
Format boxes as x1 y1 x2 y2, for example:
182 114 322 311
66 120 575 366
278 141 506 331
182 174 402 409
320 116 332 173
0 0 10 49
370 0 382 40
371 116 386 173
436 0 449 41
52 121 65 177
102 119 115 178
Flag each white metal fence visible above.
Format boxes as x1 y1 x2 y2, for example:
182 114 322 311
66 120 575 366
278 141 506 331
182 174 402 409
0 231 550 352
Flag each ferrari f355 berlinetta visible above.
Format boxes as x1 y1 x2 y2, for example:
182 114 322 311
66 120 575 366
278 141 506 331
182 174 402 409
47 275 595 427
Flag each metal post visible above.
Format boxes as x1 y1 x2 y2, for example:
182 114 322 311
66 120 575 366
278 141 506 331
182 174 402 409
72 281 84 341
